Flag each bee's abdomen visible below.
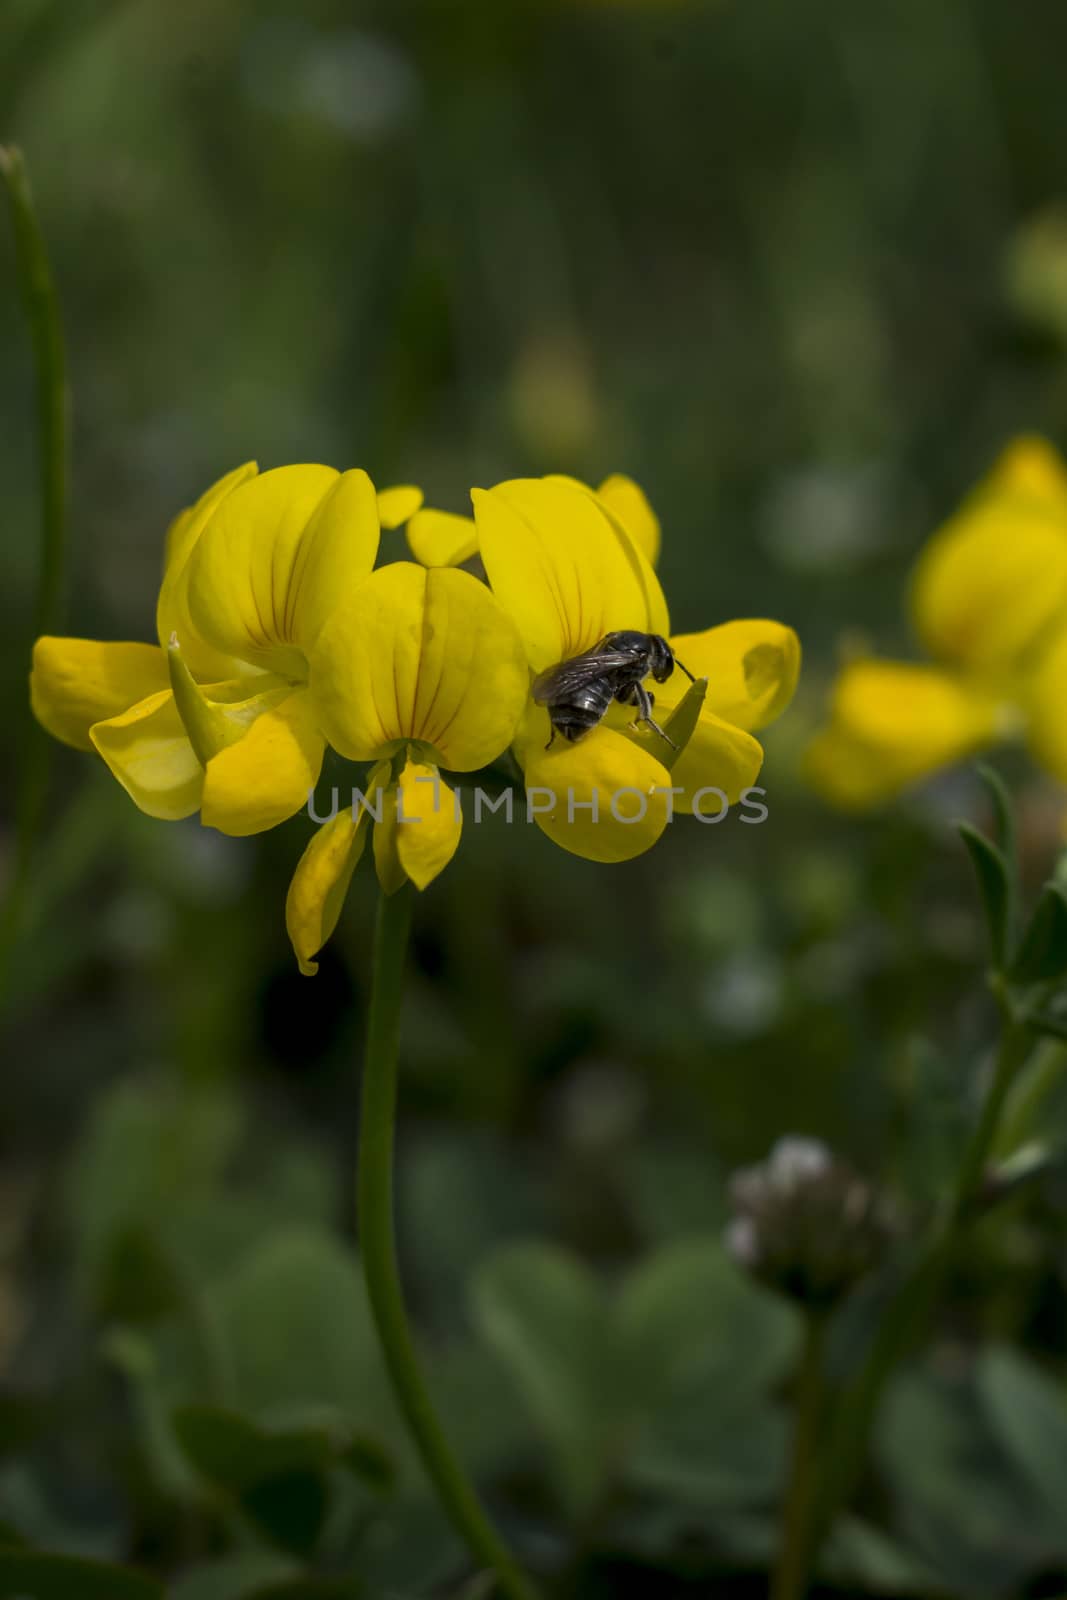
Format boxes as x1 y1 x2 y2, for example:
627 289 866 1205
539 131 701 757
553 705 603 741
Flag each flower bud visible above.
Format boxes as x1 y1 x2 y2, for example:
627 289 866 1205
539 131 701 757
724 1137 894 1309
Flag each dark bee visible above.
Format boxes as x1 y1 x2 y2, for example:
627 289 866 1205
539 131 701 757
533 630 695 749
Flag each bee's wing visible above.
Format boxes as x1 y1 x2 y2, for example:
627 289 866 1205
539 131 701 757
532 649 635 703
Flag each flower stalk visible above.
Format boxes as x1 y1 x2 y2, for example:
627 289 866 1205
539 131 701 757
357 883 538 1600
772 1310 827 1600
0 145 69 1005
798 1014 1032 1590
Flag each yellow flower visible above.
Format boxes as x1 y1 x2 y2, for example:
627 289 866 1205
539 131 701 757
285 562 529 973
443 473 799 863
31 463 415 835
806 437 1067 809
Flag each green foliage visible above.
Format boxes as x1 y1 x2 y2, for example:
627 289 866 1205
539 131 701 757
958 823 1012 969
0 1551 163 1599
472 1236 798 1517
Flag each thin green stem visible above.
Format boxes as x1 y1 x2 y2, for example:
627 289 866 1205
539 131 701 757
0 145 69 1006
802 1019 1031 1579
358 885 538 1600
772 1312 827 1600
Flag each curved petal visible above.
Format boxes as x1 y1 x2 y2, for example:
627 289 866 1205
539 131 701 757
309 562 529 771
650 707 765 814
184 465 380 674
406 508 479 567
474 476 669 672
910 445 1067 673
90 689 204 820
200 688 325 837
665 621 801 732
805 659 1007 808
31 637 169 751
377 485 423 529
517 708 672 863
394 761 463 890
157 461 260 682
286 809 368 976
596 474 661 566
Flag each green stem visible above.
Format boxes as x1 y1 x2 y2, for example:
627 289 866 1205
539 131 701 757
358 885 538 1600
772 1312 827 1600
803 1019 1031 1577
0 145 69 1006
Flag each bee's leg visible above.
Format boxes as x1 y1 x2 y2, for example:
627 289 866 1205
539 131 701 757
631 682 677 751
544 724 557 751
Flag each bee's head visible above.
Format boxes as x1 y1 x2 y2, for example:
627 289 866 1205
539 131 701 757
648 634 676 682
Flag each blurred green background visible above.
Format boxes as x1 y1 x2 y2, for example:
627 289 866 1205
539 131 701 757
6 2 1067 1596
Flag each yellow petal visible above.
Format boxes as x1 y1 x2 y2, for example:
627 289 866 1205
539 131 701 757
665 620 801 732
286 809 368 975
394 760 463 890
90 689 204 820
157 461 260 682
184 465 380 674
474 476 670 673
31 637 170 751
911 446 1067 672
647 707 765 814
805 659 1006 808
200 688 326 837
309 563 529 771
517 708 672 863
372 799 407 897
377 485 424 529
595 474 661 566
406 508 479 567
1024 627 1067 783
978 435 1067 505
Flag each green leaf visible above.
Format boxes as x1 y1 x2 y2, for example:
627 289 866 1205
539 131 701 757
1021 1007 1067 1042
877 1367 1064 1593
659 676 708 771
1010 881 1067 982
172 1406 334 1490
894 1036 971 1209
821 1515 942 1593
975 764 1016 864
472 1236 799 1517
615 1237 799 1408
958 823 1011 967
212 1229 387 1431
0 1551 163 1600
977 1142 1066 1212
471 1242 612 1514
172 1406 340 1557
338 1434 395 1493
168 1553 298 1600
978 1346 1067 1530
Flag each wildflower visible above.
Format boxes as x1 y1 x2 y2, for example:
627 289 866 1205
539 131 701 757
286 562 528 972
30 463 421 835
806 437 1067 808
464 474 799 862
725 1137 895 1310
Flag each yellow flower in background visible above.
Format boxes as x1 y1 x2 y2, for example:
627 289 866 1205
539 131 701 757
286 562 529 972
465 474 798 863
30 463 421 835
806 436 1067 809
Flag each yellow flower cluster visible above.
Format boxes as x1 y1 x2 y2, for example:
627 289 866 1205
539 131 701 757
806 437 1067 809
31 464 800 972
